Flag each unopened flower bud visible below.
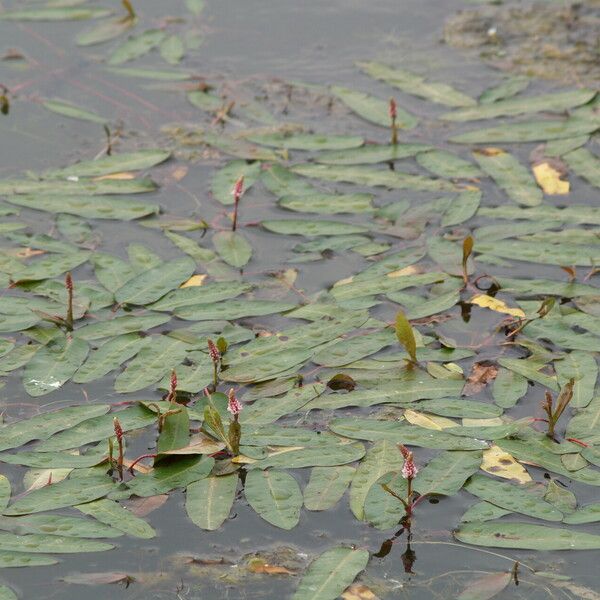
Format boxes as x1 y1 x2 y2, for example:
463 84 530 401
389 98 397 120
65 272 73 292
232 175 244 203
113 417 123 443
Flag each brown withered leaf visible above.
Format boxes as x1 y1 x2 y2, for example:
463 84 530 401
463 361 498 396
61 572 135 586
127 494 169 517
247 559 295 575
342 584 380 599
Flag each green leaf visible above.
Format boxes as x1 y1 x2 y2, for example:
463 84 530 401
262 219 368 236
76 16 135 46
0 532 113 553
262 164 317 197
212 231 252 267
316 143 428 165
563 503 600 524
75 313 171 340
4 475 115 515
6 194 159 220
0 476 9 513
417 151 482 179
247 132 363 151
211 161 262 205
150 281 251 311
35 405 156 452
312 329 396 367
107 66 193 80
464 474 563 521
186 473 238 530
108 29 166 65
76 499 156 539
73 333 148 383
22 335 89 397
0 513 122 538
358 61 475 106
175 300 296 321
157 406 190 455
292 164 457 192
349 440 403 519
492 368 528 409
451 117 599 144
331 86 418 128
479 76 530 104
12 252 90 282
0 450 106 469
115 257 195 306
0 586 16 600
245 469 302 530
564 147 600 189
114 336 189 393
304 466 355 511
443 89 595 121
0 404 109 452
414 450 482 496
441 190 481 226
455 521 600 550
42 99 107 124
160 34 185 64
556 351 597 408
364 472 407 529
473 149 542 206
330 418 488 450
292 546 369 600
126 456 214 497
279 193 373 214
395 310 417 363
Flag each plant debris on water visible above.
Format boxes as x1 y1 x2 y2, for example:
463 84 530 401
0 0 599 598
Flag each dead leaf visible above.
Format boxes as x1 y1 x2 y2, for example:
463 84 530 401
481 445 531 484
180 274 207 288
463 362 499 396
93 172 136 181
61 572 135 586
457 571 512 600
533 161 569 195
247 559 295 575
470 294 525 318
127 494 169 517
342 583 380 600
404 409 455 430
387 265 421 278
170 165 189 181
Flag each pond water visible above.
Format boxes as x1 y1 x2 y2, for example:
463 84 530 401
0 0 599 599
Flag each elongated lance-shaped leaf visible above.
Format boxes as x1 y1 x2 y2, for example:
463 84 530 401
395 310 417 363
186 473 238 530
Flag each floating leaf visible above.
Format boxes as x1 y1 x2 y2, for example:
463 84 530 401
42 99 107 124
395 310 417 363
358 62 475 107
186 474 238 530
331 86 418 128
245 469 302 530
304 466 355 511
0 7 110 20
414 450 482 496
532 162 570 195
455 521 600 550
76 499 155 539
23 335 89 397
292 547 369 600
213 231 252 268
456 571 512 600
470 295 525 318
247 132 363 151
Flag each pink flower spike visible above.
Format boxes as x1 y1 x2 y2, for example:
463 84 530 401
113 417 123 443
169 369 177 394
389 98 397 120
65 272 73 291
207 339 220 365
399 444 418 480
227 388 243 416
232 175 244 202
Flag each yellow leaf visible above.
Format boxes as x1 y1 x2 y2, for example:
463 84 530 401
93 172 136 181
180 274 207 288
387 265 421 278
404 409 455 430
247 559 295 575
481 445 531 484
231 455 256 464
533 162 569 195
333 276 354 287
470 294 525 318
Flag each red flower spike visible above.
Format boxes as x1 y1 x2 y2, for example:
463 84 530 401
113 417 123 443
389 98 397 120
227 388 243 416
207 339 220 365
232 175 244 202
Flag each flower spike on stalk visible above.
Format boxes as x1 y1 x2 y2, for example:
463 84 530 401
227 388 243 418
113 417 124 481
207 339 221 388
231 175 244 231
389 98 398 145
65 272 74 331
227 388 242 455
